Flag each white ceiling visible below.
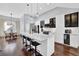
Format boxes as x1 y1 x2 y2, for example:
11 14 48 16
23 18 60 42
0 3 79 18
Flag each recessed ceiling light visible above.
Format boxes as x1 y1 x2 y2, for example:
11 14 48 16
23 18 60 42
47 3 50 5
27 4 29 6
36 12 39 17
46 3 52 5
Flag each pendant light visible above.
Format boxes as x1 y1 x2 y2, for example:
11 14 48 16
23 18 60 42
36 3 39 17
10 13 13 25
10 12 13 33
30 3 33 17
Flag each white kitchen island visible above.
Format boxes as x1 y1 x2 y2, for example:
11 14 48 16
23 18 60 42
21 32 55 56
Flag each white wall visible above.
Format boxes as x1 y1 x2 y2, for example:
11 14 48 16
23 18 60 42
20 14 35 34
0 19 5 36
16 21 20 34
20 17 24 34
55 15 64 43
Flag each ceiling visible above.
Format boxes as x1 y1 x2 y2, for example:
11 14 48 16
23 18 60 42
0 3 79 18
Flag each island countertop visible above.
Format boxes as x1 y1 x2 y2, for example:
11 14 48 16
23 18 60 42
21 32 54 41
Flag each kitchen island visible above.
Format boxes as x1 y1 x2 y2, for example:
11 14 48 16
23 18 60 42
21 32 55 56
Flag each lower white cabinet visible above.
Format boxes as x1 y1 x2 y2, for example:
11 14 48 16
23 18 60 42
70 34 79 48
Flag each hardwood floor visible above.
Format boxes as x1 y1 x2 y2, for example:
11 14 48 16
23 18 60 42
53 42 79 56
0 36 79 56
0 36 24 56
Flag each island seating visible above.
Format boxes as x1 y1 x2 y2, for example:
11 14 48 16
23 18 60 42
21 35 41 56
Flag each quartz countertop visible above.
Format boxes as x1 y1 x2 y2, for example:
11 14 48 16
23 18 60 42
21 32 54 41
70 33 79 35
64 33 79 35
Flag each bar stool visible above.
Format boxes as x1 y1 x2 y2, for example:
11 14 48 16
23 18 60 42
21 35 41 56
22 35 27 45
26 37 32 50
22 36 33 52
31 41 40 56
22 35 30 49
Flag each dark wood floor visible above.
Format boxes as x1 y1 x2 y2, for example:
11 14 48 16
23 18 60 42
53 42 79 56
0 37 79 56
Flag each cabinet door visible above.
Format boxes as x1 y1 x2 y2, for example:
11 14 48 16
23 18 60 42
70 35 79 48
65 14 71 27
71 12 78 27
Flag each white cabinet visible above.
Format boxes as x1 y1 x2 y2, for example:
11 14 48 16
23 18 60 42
36 33 54 56
70 34 79 48
47 34 54 56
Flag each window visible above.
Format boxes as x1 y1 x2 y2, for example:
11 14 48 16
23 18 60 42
4 21 16 33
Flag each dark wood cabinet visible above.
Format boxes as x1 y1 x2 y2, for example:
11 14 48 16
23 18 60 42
71 12 78 27
50 18 56 28
65 12 78 27
65 14 71 27
44 17 56 28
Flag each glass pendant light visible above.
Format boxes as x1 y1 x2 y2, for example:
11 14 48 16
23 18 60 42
10 13 12 25
10 12 13 33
